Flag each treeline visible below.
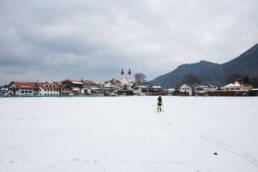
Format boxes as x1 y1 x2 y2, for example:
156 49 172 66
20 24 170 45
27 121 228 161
225 74 258 87
172 73 258 88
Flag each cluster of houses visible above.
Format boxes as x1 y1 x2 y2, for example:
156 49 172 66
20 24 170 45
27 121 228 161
0 69 257 97
0 69 158 97
179 80 256 96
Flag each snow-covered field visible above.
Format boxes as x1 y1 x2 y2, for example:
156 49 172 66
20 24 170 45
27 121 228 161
0 96 258 172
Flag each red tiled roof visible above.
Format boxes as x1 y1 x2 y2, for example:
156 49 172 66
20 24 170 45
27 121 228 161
37 82 60 89
10 81 37 89
105 78 121 84
9 81 60 90
53 81 62 85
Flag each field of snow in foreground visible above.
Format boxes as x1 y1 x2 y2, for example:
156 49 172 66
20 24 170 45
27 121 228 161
0 97 258 172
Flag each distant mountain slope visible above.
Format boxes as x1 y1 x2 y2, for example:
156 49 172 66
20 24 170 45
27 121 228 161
150 43 258 87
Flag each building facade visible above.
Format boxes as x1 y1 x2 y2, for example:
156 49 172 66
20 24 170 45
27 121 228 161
37 82 60 96
180 84 193 96
222 80 253 91
121 69 133 85
8 81 38 96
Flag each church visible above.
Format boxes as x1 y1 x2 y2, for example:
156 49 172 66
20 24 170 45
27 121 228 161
120 69 133 85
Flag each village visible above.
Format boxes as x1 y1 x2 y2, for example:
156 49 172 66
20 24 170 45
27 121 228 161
0 69 257 97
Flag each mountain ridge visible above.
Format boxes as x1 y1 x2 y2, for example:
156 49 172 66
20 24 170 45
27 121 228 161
150 43 258 87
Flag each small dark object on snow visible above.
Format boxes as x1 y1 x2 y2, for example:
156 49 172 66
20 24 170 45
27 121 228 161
214 152 218 155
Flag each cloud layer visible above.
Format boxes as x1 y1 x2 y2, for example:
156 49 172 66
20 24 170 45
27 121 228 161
1 0 258 84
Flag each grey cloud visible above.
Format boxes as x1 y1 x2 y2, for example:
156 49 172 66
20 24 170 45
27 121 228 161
0 0 258 85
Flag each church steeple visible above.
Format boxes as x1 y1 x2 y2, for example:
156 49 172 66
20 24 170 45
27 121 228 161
128 68 131 75
127 68 132 82
121 68 132 85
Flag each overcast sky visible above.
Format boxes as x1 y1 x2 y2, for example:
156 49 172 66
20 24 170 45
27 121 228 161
0 0 258 85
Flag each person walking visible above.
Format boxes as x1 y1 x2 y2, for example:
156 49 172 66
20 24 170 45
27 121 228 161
157 95 163 112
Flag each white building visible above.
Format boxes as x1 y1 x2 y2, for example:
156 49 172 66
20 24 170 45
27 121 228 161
121 69 133 86
37 82 60 96
8 81 38 96
167 88 175 94
0 86 8 96
180 84 193 96
195 85 216 94
104 78 122 89
222 80 253 91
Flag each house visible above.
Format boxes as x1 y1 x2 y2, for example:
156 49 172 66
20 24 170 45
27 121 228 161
249 88 258 96
60 80 84 95
0 86 8 96
104 78 122 89
81 86 104 96
83 80 102 87
180 84 192 96
134 83 163 96
103 78 122 96
8 81 38 96
195 84 217 94
37 82 60 96
81 80 104 96
222 80 253 91
163 88 175 95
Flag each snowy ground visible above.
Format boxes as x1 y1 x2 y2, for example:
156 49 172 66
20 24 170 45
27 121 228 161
0 96 258 172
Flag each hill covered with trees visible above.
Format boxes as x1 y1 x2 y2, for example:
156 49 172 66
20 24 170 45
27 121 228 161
150 43 258 87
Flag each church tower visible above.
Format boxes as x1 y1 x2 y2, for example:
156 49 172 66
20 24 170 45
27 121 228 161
121 68 133 85
121 68 125 80
121 69 126 85
127 69 132 83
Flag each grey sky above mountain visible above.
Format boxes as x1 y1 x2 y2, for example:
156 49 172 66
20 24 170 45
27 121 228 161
0 0 258 85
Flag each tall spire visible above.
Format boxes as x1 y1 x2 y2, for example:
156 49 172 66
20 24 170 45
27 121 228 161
128 68 131 75
121 69 124 75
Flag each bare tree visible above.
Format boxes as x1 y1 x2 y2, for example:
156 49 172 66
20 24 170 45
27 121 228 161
172 82 180 91
225 73 242 84
243 76 250 84
250 76 258 88
182 73 201 86
134 73 146 84
182 73 201 95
